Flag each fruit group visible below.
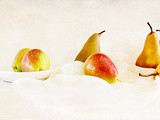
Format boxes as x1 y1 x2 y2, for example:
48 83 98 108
136 22 160 68
84 53 118 84
12 48 30 72
75 30 105 62
21 49 50 72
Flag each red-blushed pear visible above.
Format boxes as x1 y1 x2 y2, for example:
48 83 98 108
21 49 50 72
84 53 118 84
12 48 30 72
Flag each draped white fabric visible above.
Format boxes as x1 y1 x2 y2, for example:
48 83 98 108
1 0 160 119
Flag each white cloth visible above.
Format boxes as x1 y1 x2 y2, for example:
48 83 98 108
1 0 160 119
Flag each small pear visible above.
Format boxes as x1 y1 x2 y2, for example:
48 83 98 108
136 22 160 68
12 48 30 72
75 30 105 62
139 63 160 79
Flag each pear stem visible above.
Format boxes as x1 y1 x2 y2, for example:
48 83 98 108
156 29 160 32
139 73 159 77
147 22 153 33
117 79 122 82
99 30 105 35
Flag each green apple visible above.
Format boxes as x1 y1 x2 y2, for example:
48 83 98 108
12 48 30 72
21 49 50 72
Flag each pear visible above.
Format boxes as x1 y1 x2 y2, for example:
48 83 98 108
84 53 118 84
139 63 160 79
136 22 160 68
21 49 50 72
12 48 30 72
75 30 105 62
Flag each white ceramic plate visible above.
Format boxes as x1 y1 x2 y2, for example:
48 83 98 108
0 66 53 82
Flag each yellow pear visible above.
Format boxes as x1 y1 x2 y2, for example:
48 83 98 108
75 30 105 62
12 48 30 72
139 63 160 79
136 22 160 68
